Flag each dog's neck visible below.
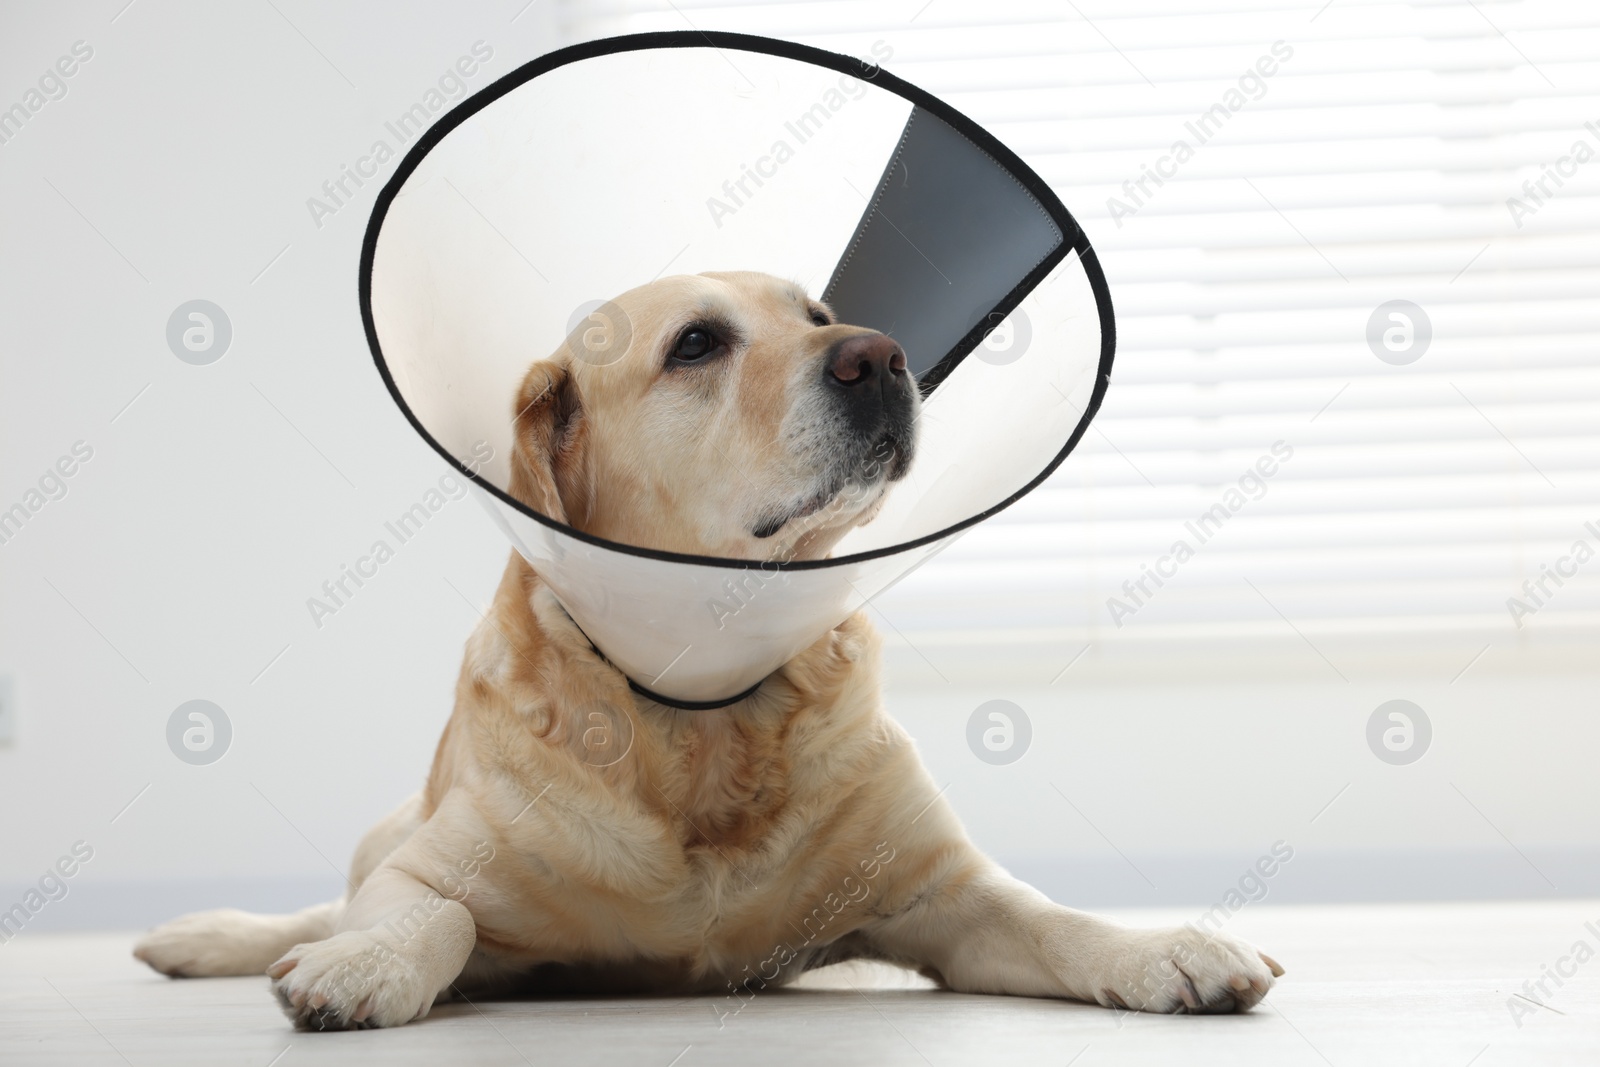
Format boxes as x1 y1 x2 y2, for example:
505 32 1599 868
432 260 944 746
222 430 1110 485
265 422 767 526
450 553 883 848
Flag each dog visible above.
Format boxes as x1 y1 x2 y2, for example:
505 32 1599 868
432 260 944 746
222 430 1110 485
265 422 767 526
134 271 1281 1028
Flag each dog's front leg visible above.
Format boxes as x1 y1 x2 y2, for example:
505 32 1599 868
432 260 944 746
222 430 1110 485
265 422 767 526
266 796 481 1030
868 858 1281 1014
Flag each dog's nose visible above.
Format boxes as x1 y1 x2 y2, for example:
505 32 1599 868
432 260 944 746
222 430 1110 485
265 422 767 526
826 333 908 390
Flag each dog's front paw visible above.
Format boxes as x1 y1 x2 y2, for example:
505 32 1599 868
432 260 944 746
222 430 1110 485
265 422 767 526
135 909 282 977
1096 927 1283 1014
268 931 436 1031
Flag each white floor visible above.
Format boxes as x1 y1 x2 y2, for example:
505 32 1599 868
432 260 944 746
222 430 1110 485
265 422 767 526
2 901 1596 1066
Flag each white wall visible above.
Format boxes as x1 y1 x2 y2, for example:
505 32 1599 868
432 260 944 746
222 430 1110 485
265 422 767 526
2 0 1596 932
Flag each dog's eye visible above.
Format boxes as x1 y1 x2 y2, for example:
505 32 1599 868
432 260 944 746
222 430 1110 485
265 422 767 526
671 327 718 363
810 311 830 327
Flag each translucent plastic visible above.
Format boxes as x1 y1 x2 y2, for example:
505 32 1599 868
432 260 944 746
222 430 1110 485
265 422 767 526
363 34 1114 703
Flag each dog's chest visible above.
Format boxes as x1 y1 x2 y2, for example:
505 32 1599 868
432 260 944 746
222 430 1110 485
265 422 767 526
491 713 879 974
656 714 790 846
586 811 874 984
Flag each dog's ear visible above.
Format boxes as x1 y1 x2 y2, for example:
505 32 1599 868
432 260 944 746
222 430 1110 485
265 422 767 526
509 359 587 525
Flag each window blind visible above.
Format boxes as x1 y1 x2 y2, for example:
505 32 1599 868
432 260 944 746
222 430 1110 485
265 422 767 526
559 0 1600 662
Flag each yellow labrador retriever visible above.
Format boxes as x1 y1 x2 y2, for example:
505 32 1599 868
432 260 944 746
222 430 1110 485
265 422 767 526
135 271 1281 1028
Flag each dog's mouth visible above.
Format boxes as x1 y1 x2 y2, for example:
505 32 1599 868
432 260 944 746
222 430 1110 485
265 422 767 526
750 489 835 540
750 429 914 540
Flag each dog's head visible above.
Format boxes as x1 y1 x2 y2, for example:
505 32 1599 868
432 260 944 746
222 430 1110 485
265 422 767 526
509 271 919 562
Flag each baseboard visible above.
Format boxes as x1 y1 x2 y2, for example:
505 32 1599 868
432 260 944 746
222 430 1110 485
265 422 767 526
2 847 1595 939
1001 846 1600 910
0 876 342 941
